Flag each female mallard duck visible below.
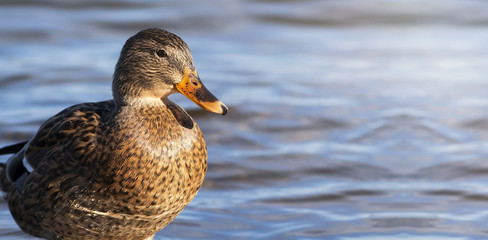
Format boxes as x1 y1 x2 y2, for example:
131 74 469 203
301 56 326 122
0 28 227 240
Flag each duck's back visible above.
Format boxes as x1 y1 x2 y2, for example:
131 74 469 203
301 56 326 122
2 100 208 239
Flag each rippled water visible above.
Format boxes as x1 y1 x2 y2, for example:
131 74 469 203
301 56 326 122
2 0 488 239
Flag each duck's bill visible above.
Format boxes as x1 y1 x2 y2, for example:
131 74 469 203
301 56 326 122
175 67 228 115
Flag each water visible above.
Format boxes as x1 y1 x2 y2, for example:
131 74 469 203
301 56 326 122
1 0 488 239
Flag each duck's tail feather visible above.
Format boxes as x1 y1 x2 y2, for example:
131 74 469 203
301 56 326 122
0 141 28 155
0 162 6 192
0 141 28 192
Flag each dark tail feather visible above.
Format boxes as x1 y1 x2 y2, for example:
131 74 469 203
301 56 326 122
0 141 27 192
0 162 6 192
0 141 28 155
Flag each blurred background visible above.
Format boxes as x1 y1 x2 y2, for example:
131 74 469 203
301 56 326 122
1 0 488 239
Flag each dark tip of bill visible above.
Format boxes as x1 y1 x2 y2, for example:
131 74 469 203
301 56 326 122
221 104 228 115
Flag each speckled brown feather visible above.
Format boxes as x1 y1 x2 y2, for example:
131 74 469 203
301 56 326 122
0 28 223 240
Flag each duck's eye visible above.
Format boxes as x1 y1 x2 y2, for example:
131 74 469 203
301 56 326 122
156 50 167 58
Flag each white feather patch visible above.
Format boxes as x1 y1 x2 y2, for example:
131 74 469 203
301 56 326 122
22 156 34 173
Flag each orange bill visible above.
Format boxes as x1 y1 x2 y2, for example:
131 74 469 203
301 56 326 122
175 66 228 115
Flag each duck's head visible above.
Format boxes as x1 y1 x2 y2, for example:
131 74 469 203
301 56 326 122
113 28 227 115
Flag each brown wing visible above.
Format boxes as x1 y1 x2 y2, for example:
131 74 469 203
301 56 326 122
5 100 115 194
27 101 114 166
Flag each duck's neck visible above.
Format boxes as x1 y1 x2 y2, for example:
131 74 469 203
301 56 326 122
116 96 167 110
112 96 195 132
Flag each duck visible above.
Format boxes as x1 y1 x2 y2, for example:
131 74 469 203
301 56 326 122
0 28 227 240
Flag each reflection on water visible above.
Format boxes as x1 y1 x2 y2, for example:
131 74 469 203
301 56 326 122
2 0 488 239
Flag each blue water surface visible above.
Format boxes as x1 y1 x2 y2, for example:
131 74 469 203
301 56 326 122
2 0 488 239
